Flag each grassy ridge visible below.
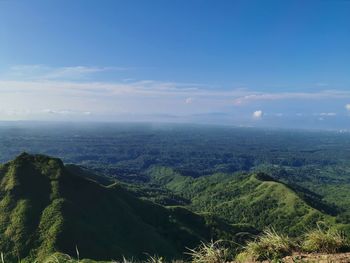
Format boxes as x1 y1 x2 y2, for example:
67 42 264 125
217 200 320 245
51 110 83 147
146 166 339 235
0 154 250 262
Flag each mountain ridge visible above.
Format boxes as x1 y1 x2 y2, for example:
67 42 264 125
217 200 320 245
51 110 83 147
0 153 247 262
145 166 341 235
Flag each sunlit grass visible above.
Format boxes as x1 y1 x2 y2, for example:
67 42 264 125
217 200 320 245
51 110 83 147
2 225 350 263
185 240 230 263
236 228 295 262
302 223 350 253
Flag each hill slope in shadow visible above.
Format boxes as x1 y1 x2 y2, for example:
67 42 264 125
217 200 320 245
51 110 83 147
0 153 247 262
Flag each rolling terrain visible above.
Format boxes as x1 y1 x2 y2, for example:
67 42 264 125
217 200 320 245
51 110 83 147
145 166 348 235
0 153 249 262
0 124 349 261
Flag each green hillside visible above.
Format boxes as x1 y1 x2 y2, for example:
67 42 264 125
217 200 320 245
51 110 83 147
0 153 248 262
146 166 340 235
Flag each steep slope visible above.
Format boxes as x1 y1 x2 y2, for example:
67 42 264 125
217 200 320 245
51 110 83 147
146 167 337 235
0 153 246 262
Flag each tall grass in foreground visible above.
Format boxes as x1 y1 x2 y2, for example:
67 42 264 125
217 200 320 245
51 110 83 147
186 240 230 263
143 255 165 263
3 225 350 263
235 228 295 262
302 224 350 253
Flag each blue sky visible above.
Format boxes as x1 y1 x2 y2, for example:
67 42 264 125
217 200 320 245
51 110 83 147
0 0 350 129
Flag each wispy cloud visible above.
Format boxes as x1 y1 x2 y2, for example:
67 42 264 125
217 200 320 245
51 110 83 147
7 64 128 80
233 91 350 105
319 112 337 116
0 79 249 98
1 64 350 124
42 109 91 115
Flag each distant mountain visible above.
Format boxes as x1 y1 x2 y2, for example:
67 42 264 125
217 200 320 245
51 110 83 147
0 153 250 262
146 167 342 235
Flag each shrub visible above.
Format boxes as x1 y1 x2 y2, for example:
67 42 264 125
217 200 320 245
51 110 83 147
186 240 229 263
236 228 295 262
145 255 166 263
302 224 350 253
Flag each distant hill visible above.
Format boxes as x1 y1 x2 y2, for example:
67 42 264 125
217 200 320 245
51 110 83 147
0 153 251 262
146 167 342 235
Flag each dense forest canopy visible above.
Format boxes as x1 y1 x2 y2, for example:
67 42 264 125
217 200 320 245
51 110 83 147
0 122 349 226
1 122 350 171
0 122 350 260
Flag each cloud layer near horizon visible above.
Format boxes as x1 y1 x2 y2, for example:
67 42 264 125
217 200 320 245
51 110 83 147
0 65 350 127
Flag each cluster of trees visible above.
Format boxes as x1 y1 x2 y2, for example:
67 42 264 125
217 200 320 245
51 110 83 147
0 123 350 234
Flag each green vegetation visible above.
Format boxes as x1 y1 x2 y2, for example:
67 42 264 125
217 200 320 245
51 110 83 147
236 228 295 262
145 167 338 235
0 223 350 262
0 124 350 261
28 227 350 262
235 226 350 262
0 153 250 262
302 224 350 253
0 123 349 226
186 240 230 263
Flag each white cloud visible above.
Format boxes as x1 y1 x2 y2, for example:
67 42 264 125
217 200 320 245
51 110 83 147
44 109 74 115
0 76 349 121
43 66 126 80
319 112 337 116
1 64 350 122
7 64 128 80
346 104 350 111
252 110 263 119
0 109 32 116
42 109 92 116
185 97 193 104
0 79 230 118
233 91 350 105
